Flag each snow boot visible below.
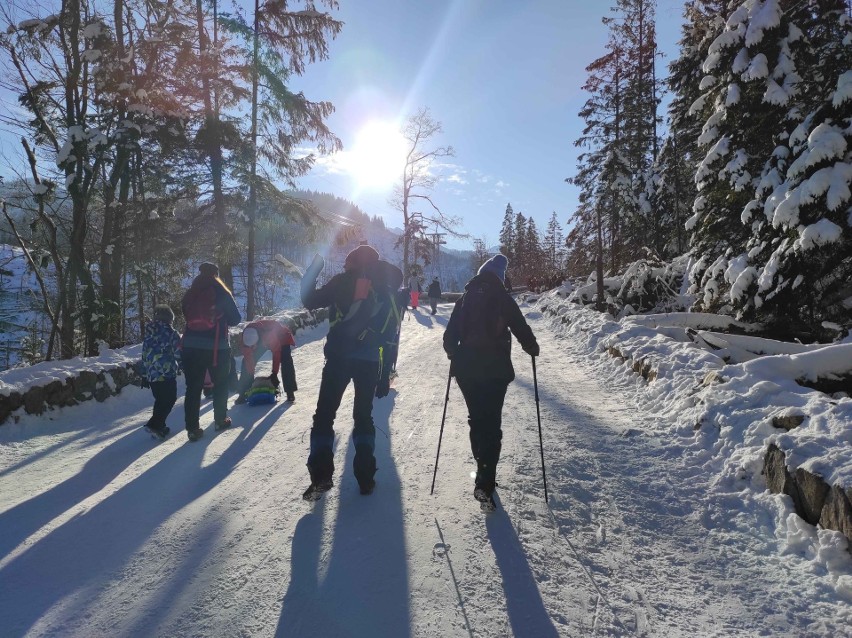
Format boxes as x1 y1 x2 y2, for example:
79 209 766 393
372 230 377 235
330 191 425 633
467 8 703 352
473 481 497 512
302 478 334 501
286 392 295 403
358 478 376 495
214 416 232 431
187 427 204 442
145 425 170 442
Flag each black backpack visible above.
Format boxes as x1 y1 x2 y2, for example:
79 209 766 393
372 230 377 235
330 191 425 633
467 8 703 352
459 279 505 348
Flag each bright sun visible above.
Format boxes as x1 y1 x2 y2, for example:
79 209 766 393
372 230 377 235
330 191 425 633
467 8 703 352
347 120 408 190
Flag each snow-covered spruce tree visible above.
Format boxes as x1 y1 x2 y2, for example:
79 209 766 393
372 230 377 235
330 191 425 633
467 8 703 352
567 0 660 301
656 1 727 259
737 2 852 331
686 0 801 313
608 0 663 259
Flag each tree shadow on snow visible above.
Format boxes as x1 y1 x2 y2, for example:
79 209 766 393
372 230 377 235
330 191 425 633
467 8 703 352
0 402 281 636
276 389 411 637
486 494 560 638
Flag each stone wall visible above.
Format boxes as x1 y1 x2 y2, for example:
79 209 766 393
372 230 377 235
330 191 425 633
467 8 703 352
0 308 328 427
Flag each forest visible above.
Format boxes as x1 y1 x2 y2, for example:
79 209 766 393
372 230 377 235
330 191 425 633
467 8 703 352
558 0 852 342
0 0 851 371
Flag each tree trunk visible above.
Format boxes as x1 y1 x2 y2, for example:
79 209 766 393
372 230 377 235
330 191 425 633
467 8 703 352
246 0 260 319
194 0 232 290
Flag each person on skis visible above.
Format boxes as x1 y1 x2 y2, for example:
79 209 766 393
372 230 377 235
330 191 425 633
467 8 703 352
442 254 539 508
300 245 402 499
181 262 241 441
234 319 298 404
427 277 442 315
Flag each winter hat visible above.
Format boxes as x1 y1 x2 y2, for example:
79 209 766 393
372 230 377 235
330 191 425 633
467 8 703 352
478 254 508 283
344 245 380 271
243 327 259 348
199 262 219 277
153 304 175 324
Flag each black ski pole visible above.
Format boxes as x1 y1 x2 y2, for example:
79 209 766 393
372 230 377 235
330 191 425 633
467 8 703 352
532 355 549 503
430 369 453 495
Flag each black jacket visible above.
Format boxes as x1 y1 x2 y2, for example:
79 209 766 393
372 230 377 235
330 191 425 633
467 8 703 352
427 280 442 298
443 271 537 382
302 261 402 360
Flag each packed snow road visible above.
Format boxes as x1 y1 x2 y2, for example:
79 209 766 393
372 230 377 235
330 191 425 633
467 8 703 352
0 301 849 637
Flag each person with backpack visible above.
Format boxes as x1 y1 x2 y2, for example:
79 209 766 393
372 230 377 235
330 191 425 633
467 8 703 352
141 304 182 441
300 245 402 499
234 319 297 404
442 253 539 509
181 262 241 441
427 277 442 315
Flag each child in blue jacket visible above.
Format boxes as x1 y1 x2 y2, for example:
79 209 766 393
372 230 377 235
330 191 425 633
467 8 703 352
141 305 182 440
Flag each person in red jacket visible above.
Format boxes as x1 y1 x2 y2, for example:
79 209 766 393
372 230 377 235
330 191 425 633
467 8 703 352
234 319 297 404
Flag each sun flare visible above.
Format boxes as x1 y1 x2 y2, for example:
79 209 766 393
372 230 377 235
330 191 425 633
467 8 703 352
347 120 408 190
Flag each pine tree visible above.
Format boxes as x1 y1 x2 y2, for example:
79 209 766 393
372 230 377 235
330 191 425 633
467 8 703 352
499 203 515 262
544 211 564 275
686 0 800 312
512 210 527 279
740 1 852 329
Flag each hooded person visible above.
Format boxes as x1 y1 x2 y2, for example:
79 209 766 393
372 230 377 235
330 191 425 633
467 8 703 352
300 245 402 499
234 319 297 404
442 254 539 510
141 304 181 440
181 262 241 440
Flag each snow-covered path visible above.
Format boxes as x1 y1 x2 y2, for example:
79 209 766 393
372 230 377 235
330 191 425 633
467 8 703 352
1 302 849 637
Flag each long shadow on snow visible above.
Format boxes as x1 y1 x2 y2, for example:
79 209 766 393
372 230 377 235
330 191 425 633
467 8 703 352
511 371 695 527
0 402 286 637
486 493 560 638
410 307 449 329
277 389 411 637
0 396 213 561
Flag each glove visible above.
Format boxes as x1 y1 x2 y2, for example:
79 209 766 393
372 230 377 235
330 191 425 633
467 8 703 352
375 376 390 398
523 342 540 357
268 375 280 388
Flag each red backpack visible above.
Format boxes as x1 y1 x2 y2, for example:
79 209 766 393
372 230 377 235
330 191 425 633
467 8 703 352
183 282 219 331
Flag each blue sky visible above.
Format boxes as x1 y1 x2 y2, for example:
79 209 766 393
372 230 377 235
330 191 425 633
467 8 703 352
0 0 687 252
291 0 687 249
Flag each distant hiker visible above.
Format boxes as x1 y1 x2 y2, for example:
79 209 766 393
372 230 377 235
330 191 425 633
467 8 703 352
235 319 297 404
504 274 512 293
141 304 181 441
300 245 403 499
181 262 241 441
427 277 442 315
408 274 422 309
443 253 539 509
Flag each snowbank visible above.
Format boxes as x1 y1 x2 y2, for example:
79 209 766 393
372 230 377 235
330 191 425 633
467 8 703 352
532 287 852 549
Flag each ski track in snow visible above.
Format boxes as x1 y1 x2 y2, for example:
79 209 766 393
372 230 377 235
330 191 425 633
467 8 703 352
0 304 850 637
